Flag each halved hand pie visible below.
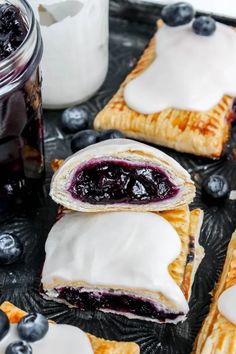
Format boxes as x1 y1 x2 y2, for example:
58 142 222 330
194 231 236 354
0 302 139 354
41 206 204 323
50 139 195 212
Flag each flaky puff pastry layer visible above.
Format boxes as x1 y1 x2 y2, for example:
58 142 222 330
50 139 195 213
0 302 139 354
194 231 236 354
160 207 204 303
43 205 204 320
94 21 235 158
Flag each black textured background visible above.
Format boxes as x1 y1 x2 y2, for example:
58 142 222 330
1 1 236 353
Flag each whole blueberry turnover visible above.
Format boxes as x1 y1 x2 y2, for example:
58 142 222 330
50 139 195 212
94 3 236 158
0 302 139 354
41 207 204 323
194 231 236 354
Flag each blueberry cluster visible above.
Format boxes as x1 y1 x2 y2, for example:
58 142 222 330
161 2 216 36
61 107 124 153
0 4 27 61
0 311 49 353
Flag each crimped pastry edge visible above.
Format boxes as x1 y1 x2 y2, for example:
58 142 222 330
194 231 236 354
94 21 234 158
187 209 205 302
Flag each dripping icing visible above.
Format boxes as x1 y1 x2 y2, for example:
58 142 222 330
124 21 236 113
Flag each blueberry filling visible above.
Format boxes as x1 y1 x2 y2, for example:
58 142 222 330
55 287 183 321
68 160 179 204
0 4 27 61
186 237 195 264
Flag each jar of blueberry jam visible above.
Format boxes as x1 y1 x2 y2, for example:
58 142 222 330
0 0 43 195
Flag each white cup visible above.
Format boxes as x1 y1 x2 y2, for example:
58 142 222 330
31 0 109 109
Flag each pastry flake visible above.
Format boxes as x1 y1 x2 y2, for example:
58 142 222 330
50 139 195 212
0 302 140 354
194 231 236 354
94 22 235 158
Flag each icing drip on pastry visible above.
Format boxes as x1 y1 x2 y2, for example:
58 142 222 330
124 21 236 113
0 324 93 353
42 211 189 313
218 285 236 325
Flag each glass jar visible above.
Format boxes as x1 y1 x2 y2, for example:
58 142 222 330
0 0 44 195
31 0 109 109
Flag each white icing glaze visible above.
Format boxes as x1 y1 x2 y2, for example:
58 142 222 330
42 211 189 313
218 285 236 325
0 324 93 354
124 21 236 113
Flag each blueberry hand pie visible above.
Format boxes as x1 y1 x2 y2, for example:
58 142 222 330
0 302 140 354
194 231 236 354
94 20 236 158
41 206 204 323
50 139 195 212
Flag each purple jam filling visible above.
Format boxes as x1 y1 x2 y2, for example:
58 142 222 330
0 68 44 192
186 237 195 264
55 287 183 321
0 4 27 61
68 160 179 205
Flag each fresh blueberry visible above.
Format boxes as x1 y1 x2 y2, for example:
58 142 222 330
98 129 124 141
17 313 49 342
71 129 99 153
61 107 89 133
161 2 194 27
202 175 230 201
0 309 9 340
0 233 23 265
6 341 32 354
192 16 216 36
